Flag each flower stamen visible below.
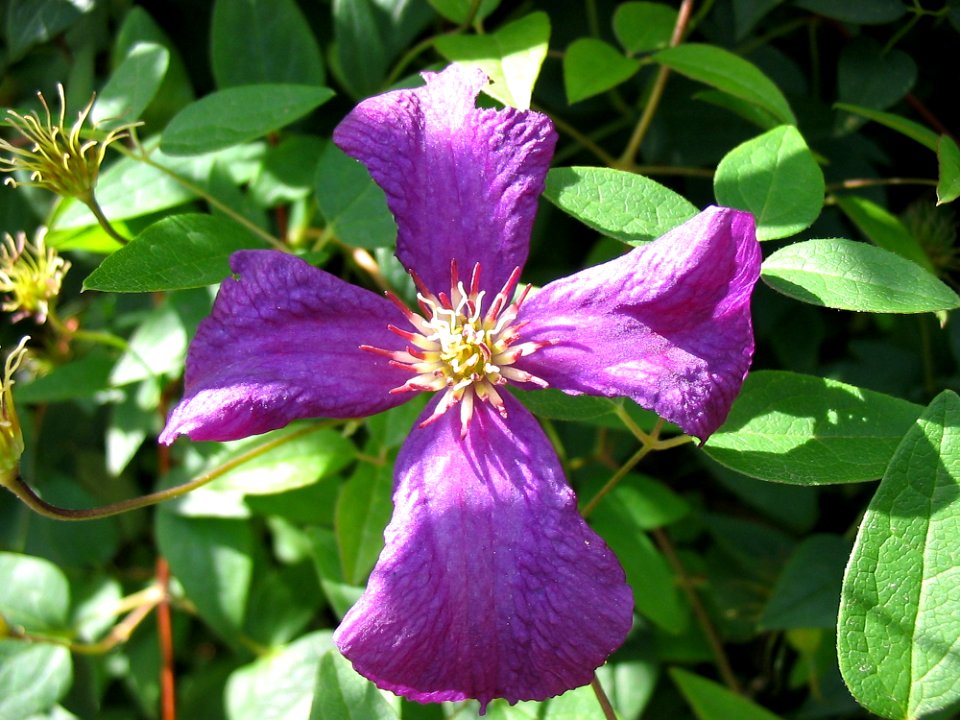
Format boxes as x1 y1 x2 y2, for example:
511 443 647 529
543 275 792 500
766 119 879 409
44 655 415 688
363 262 550 436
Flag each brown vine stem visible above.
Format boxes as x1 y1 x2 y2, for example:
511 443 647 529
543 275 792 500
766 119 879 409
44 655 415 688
652 527 742 693
591 673 618 720
826 177 937 192
618 0 696 169
157 557 176 720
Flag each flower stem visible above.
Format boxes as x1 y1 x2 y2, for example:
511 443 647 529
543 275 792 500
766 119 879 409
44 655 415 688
652 527 742 693
81 192 130 245
581 444 652 518
3 423 330 521
157 557 177 720
591 673 618 720
618 0 695 168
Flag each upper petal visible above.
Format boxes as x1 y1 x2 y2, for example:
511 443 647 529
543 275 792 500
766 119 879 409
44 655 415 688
514 206 761 440
333 64 557 298
334 393 633 712
160 250 411 444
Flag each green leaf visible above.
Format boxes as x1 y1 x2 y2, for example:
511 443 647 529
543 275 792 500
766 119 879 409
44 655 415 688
833 103 939 151
513 388 617 423
429 0 500 23
208 425 355 496
671 668 787 720
335 462 393 585
653 43 796 125
83 214 268 293
542 166 697 245
160 85 334 156
4 0 87 60
91 42 169 129
836 40 916 134
435 12 550 109
315 144 397 249
591 496 687 632
732 0 784 39
310 651 399 720
838 390 960 719
155 513 253 640
704 371 924 485
613 2 677 53
563 39 640 104
794 0 906 23
0 643 72 719
211 0 325 88
110 302 188 385
937 135 960 205
0 552 70 632
835 195 936 272
714 125 824 240
251 134 324 206
759 534 851 630
226 631 336 720
761 238 960 312
13 355 115 404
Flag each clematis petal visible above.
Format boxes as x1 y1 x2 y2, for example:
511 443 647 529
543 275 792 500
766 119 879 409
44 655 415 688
333 64 557 298
514 206 761 441
160 250 411 444
335 393 633 713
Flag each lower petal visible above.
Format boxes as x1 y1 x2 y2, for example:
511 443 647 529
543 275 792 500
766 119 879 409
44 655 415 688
334 393 633 712
514 206 760 440
160 250 411 443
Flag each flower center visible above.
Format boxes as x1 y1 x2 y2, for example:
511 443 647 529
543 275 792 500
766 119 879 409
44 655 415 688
362 262 551 435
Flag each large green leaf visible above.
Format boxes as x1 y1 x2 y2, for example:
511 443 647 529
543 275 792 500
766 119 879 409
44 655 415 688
835 195 934 272
672 668 786 720
4 0 87 60
435 12 550 109
315 144 396 249
563 39 640 104
653 43 796 125
207 425 356 496
335 462 393 585
0 643 72 719
211 0 325 88
0 552 70 632
160 85 334 156
83 214 269 292
836 39 916 134
542 166 697 245
155 513 254 640
226 631 336 720
838 390 960 720
91 42 169 129
704 371 923 485
714 125 824 240
310 651 398 720
761 238 960 312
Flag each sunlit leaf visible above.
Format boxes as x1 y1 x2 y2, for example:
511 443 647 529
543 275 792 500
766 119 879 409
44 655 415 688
704 371 923 485
838 391 960 719
761 238 960 312
563 39 640 104
714 125 824 240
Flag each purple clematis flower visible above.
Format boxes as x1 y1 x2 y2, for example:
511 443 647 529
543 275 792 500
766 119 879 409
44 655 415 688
160 65 761 712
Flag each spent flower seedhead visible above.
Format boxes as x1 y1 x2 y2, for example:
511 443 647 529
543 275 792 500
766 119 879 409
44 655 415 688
0 336 29 488
0 229 71 323
0 84 137 200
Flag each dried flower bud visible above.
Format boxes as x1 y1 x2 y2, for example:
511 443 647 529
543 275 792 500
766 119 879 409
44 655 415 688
0 337 29 488
0 84 138 201
0 229 70 324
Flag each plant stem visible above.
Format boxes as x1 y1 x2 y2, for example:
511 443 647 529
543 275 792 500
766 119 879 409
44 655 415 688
157 557 177 720
591 673 618 720
652 526 742 693
82 192 129 245
618 0 695 168
581 444 652 518
3 423 330 521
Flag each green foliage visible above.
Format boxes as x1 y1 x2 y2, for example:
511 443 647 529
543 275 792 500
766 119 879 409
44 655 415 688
3 2 960 719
